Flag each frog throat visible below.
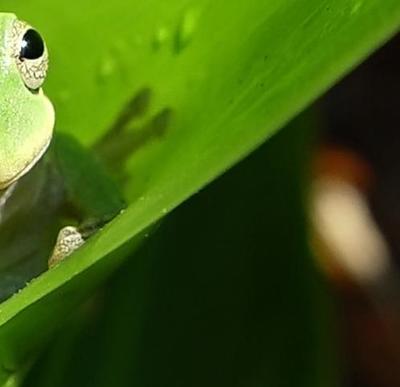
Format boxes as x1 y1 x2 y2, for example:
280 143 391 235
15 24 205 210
0 136 52 190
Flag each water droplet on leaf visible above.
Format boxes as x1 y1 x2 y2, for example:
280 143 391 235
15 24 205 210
174 8 200 54
351 1 363 14
153 27 170 51
97 54 116 83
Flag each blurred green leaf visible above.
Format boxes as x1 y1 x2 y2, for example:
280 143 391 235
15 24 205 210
0 0 397 383
24 116 336 387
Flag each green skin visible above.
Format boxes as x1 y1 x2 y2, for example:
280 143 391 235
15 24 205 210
0 13 125 300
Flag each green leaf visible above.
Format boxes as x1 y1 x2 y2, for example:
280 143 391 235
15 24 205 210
24 117 336 387
0 0 398 382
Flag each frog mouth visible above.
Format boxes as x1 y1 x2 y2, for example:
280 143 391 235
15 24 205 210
0 137 52 190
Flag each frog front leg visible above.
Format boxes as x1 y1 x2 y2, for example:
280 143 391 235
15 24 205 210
48 88 171 267
48 133 126 268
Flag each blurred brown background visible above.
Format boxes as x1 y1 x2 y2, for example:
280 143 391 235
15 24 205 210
314 32 400 387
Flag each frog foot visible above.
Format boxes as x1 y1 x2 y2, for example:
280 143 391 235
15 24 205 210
48 226 85 268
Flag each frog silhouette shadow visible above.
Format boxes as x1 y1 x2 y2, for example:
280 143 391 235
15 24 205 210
94 87 173 182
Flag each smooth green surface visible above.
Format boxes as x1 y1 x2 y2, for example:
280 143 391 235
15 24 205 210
0 0 398 382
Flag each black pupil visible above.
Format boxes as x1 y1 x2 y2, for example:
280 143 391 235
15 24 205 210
20 29 44 60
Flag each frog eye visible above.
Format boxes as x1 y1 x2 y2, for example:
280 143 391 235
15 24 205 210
11 20 49 91
20 29 45 60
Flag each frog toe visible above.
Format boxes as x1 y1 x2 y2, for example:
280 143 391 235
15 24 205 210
48 226 85 268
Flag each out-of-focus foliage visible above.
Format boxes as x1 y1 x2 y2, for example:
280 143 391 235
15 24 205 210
24 117 336 387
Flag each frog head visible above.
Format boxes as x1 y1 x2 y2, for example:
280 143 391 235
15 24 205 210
0 14 54 189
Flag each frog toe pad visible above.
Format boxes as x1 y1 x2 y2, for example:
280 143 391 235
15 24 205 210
48 226 85 268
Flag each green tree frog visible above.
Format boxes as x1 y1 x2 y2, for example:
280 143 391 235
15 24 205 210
0 14 126 300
